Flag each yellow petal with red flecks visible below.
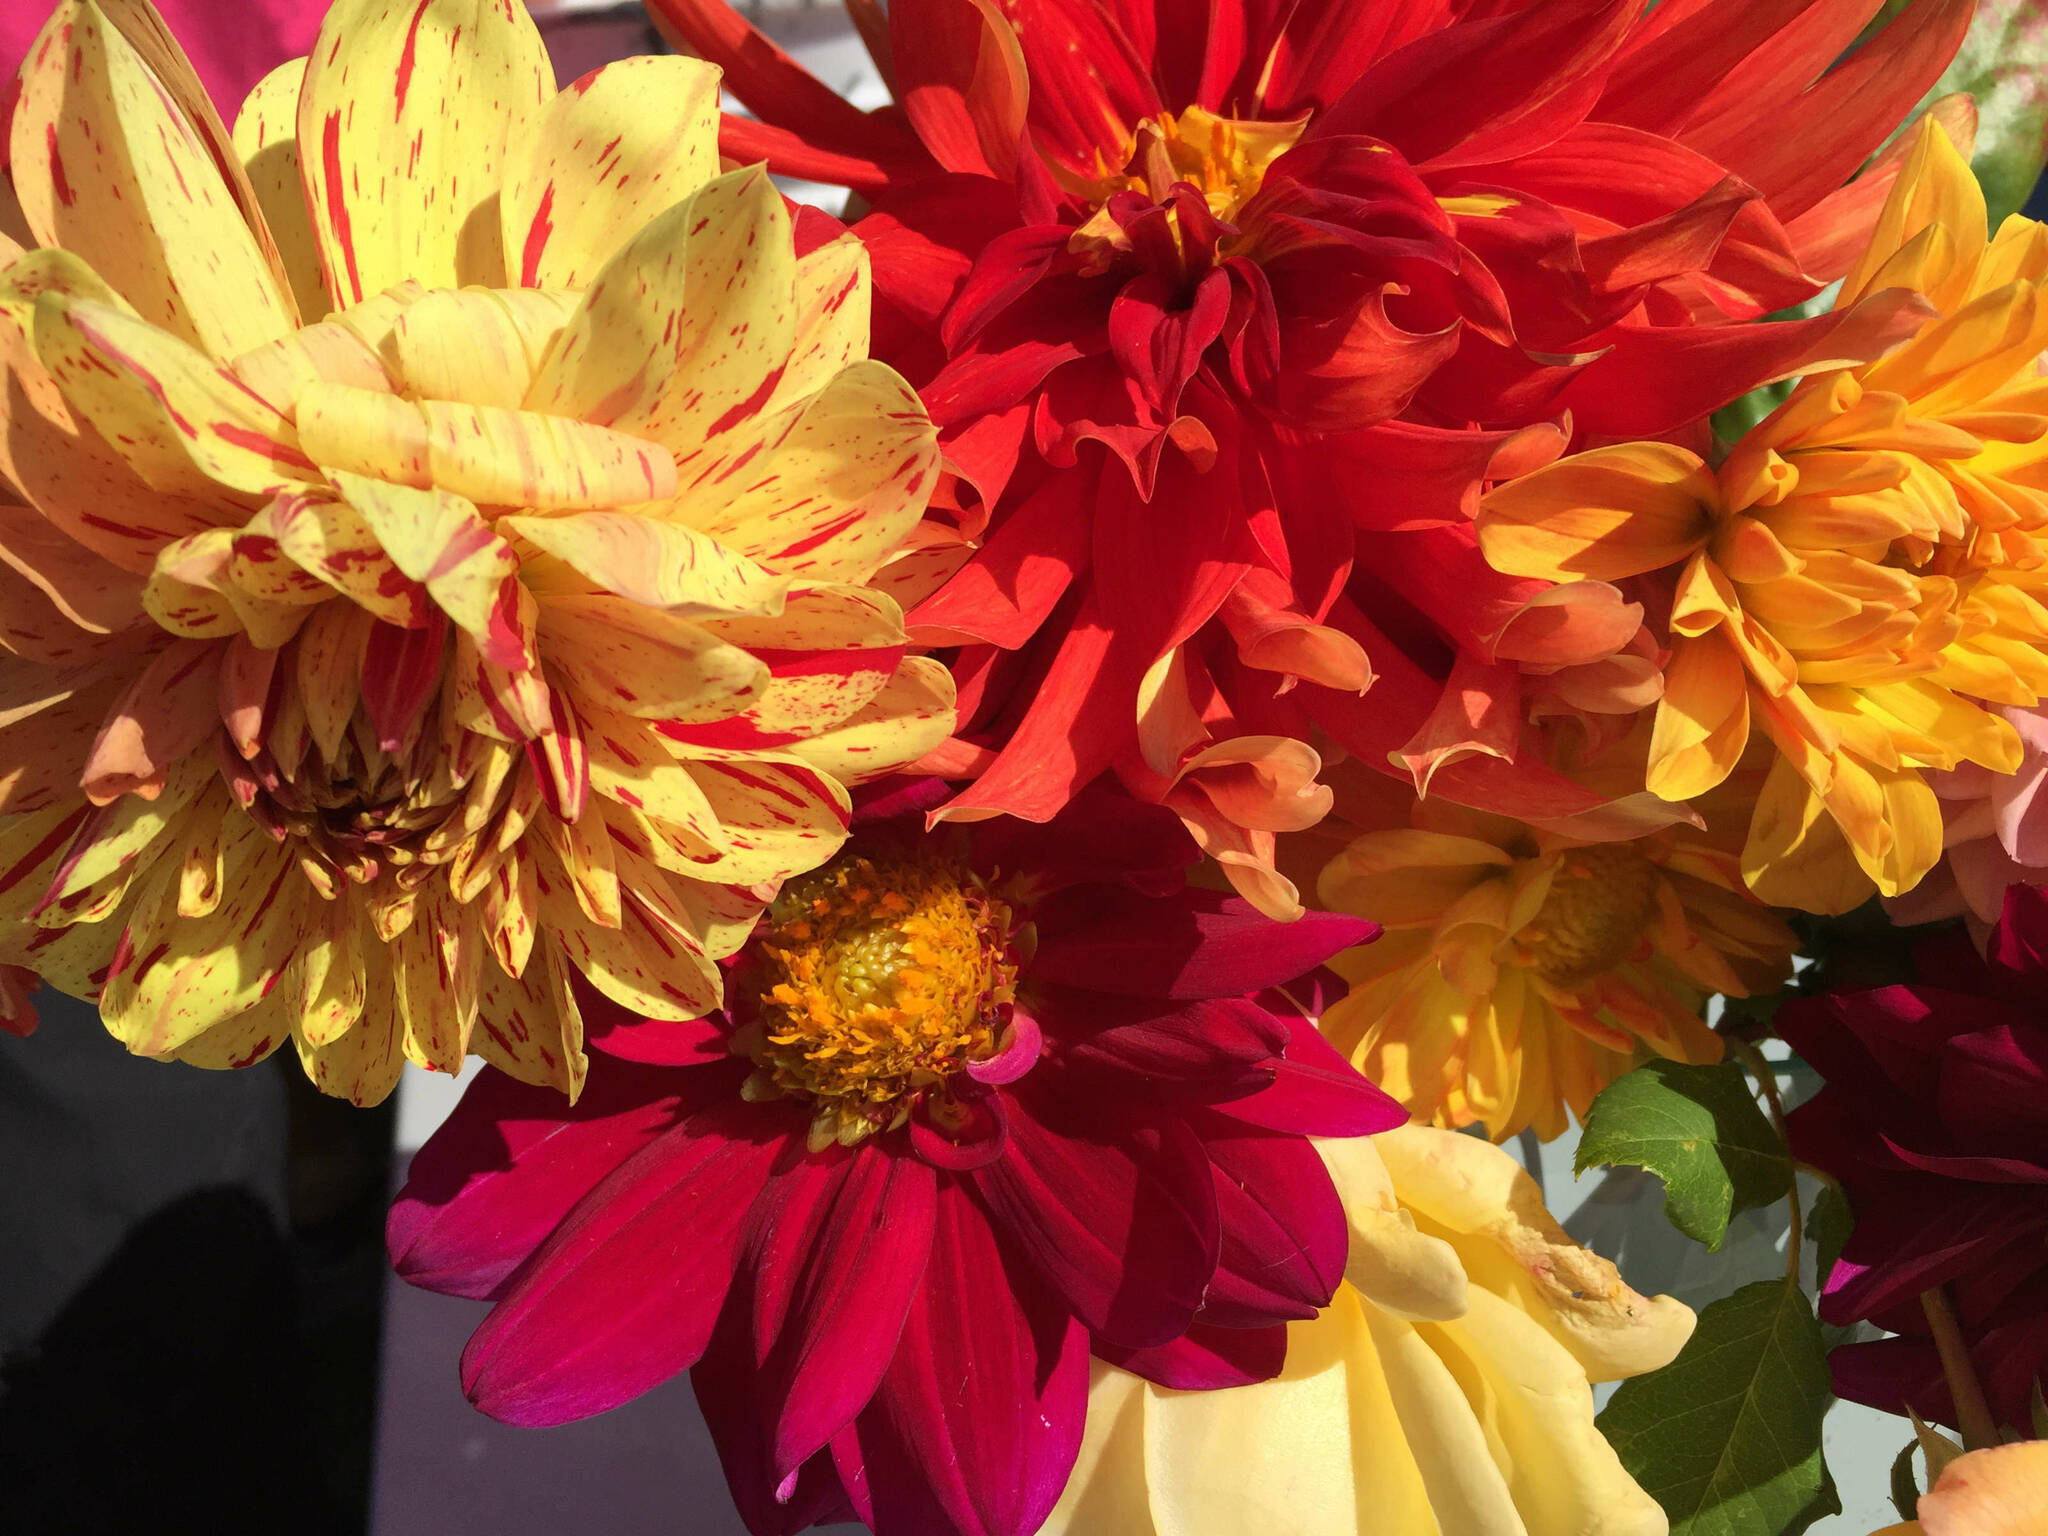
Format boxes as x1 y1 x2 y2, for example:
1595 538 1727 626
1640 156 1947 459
395 889 480 1073
232 59 332 324
535 849 720 1021
773 236 872 414
0 663 124 813
505 513 790 619
0 554 148 667
12 3 295 359
101 819 304 1056
597 814 766 961
684 359 936 582
678 757 851 886
294 601 373 760
146 527 313 647
695 583 907 653
34 297 318 502
297 976 406 1105
1477 443 1721 583
501 54 721 291
472 939 586 1099
79 635 222 802
267 490 424 628
230 319 395 420
167 987 292 1070
385 289 537 410
478 844 538 978
0 804 95 936
785 655 958 784
228 507 346 610
297 0 554 307
539 593 770 721
298 381 679 510
34 757 209 925
293 904 367 1049
527 166 795 451
585 716 733 856
536 809 622 929
326 471 523 663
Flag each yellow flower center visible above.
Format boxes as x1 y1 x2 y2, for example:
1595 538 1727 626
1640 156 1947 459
742 851 1022 1148
1519 843 1661 989
1066 105 1308 275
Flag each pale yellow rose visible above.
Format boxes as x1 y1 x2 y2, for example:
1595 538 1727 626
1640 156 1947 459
1873 1440 2048 1535
1046 1123 1694 1536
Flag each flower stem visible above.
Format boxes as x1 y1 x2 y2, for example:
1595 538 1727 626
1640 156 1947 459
1729 1039 1801 1281
1920 1285 1999 1451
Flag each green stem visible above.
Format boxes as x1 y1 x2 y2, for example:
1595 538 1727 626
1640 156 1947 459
1729 1039 1801 1281
1920 1286 2000 1451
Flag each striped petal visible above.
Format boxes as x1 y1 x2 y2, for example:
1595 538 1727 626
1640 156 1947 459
674 757 851 886
683 359 936 583
296 974 407 1105
527 166 796 457
505 513 790 619
539 594 770 722
232 59 332 324
775 234 872 412
297 0 554 306
472 939 588 1099
12 2 295 359
501 54 721 290
785 654 959 783
327 471 525 664
33 297 317 502
537 850 721 1022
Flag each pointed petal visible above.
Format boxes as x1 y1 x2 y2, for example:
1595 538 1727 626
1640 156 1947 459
507 512 790 619
297 0 553 305
231 58 332 323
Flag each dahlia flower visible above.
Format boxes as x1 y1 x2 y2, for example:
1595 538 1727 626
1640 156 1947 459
1873 1441 2048 1536
1045 1123 1693 1536
1886 703 2048 928
650 0 1964 917
1477 118 2048 914
1781 883 2048 1432
388 793 1402 1536
1316 786 1796 1140
0 0 949 1103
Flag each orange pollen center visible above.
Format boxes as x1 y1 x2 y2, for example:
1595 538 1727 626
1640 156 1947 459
1519 843 1661 989
741 852 1021 1148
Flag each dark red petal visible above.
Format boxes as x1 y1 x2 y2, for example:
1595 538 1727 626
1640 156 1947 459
853 1184 1091 1536
1054 991 1287 1101
972 1093 1219 1348
459 1098 790 1427
1029 886 1375 1000
1193 1120 1349 1327
911 1090 1012 1170
387 1060 719 1300
1207 1008 1408 1136
962 782 1196 895
578 980 734 1065
1095 1322 1289 1390
750 1144 939 1485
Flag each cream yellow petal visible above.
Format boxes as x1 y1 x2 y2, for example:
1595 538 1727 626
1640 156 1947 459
297 0 553 304
501 54 721 290
1317 1132 1470 1323
1918 1441 2048 1536
1363 1304 1526 1534
231 59 331 323
13 1 295 358
1041 1365 1159 1536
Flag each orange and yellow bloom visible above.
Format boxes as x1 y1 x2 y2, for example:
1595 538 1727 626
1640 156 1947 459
0 0 948 1102
1316 793 1796 1139
1477 118 2048 914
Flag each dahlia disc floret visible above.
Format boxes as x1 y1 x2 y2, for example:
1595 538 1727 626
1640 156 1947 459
388 792 1403 1536
0 0 951 1102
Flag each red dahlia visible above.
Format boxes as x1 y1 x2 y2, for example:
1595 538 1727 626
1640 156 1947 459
388 790 1400 1536
650 0 1967 916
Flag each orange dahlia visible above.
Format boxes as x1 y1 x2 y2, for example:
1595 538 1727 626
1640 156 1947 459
0 0 947 1102
650 0 1966 917
1476 118 2048 913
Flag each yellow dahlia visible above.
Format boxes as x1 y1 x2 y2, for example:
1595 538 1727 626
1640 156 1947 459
0 0 948 1103
1316 791 1796 1141
1044 1123 1693 1536
1476 118 2048 914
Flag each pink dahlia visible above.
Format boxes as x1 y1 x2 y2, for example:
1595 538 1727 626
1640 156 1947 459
389 789 1399 1536
1781 883 2048 1432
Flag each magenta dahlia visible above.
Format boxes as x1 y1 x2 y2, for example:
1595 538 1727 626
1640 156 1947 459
388 788 1398 1536
1781 883 2048 1432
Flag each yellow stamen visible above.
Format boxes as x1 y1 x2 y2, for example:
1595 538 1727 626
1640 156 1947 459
1520 843 1660 989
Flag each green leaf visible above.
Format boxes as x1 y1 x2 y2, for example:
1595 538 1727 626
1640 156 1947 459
1924 0 2048 225
1891 1439 1921 1523
1808 1185 1852 1289
1598 1279 1840 1536
1575 1060 1793 1250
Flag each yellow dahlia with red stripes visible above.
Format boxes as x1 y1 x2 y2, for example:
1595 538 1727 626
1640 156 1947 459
0 0 947 1102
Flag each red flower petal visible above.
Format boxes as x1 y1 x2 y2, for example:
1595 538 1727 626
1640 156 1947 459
460 1098 790 1427
1095 1321 1288 1390
386 1060 717 1300
852 1183 1090 1536
972 1090 1218 1348
1193 1119 1348 1327
1029 885 1375 999
1207 1008 1408 1136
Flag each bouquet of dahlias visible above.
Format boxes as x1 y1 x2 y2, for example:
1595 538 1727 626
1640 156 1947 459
6 0 2048 1530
